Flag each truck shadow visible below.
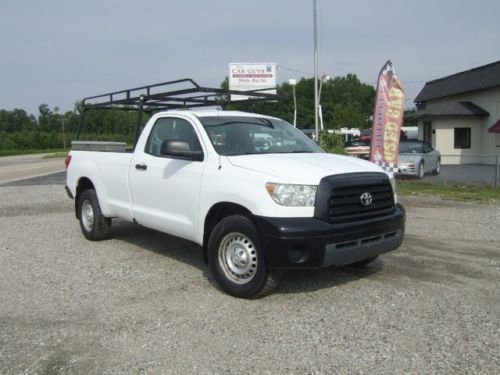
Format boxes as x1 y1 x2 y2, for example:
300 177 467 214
275 261 383 295
111 220 384 295
111 220 206 270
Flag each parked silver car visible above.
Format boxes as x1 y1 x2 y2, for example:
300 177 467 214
397 141 441 178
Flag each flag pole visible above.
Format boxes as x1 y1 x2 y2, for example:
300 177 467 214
313 0 319 142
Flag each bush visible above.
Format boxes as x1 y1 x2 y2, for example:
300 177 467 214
0 131 136 152
0 131 64 150
319 132 346 155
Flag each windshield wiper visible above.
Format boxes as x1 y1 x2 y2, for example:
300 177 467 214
255 118 275 128
206 120 274 128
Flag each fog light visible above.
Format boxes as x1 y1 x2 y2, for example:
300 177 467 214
287 244 310 264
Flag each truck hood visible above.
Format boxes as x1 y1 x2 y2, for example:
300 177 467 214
227 153 385 184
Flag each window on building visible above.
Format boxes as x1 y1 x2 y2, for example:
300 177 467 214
454 128 471 149
496 134 500 147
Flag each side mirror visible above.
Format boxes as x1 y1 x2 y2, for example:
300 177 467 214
160 140 204 161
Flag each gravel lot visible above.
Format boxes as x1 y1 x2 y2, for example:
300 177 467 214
0 181 499 374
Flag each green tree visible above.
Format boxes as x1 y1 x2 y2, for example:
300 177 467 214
0 73 375 152
220 73 375 130
0 108 37 132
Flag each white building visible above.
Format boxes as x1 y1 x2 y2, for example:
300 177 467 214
410 60 500 165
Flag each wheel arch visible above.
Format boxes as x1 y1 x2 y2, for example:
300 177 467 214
202 202 254 264
74 177 95 219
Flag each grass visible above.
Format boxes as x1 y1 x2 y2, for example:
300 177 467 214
0 149 67 157
397 179 500 204
42 151 69 159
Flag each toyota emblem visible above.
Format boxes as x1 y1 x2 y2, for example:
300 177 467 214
360 192 373 206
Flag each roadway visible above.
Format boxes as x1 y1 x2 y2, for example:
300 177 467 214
0 153 66 184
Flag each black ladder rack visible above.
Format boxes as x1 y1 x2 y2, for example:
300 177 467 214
76 78 286 148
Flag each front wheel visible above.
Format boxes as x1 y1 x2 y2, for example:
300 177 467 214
416 162 425 179
78 189 112 241
207 215 281 298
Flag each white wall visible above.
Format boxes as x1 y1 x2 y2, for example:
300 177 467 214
434 118 484 164
417 86 500 165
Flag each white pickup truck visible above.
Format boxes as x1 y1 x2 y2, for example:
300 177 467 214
66 108 405 298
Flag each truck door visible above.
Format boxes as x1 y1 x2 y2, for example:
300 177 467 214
129 116 205 241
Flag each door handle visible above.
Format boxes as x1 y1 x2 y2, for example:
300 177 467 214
135 163 147 171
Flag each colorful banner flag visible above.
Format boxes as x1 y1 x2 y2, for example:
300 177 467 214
370 61 405 173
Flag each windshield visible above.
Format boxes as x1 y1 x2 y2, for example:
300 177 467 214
198 116 323 156
399 142 424 153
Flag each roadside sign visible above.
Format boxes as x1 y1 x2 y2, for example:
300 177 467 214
229 63 277 101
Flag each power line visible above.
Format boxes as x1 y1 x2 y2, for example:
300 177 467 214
279 64 428 85
278 64 314 77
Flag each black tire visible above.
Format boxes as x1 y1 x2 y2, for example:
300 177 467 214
432 160 441 175
78 189 112 241
207 215 281 298
349 256 378 267
416 162 425 179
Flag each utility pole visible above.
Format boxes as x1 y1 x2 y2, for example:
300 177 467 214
289 79 297 127
318 74 330 132
313 0 319 142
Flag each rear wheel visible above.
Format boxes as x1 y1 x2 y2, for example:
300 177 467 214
208 215 281 298
78 189 112 241
432 160 441 175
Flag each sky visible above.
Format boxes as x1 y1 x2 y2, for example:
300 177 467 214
1 0 499 116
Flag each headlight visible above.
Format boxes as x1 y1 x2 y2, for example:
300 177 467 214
389 174 398 204
266 183 317 206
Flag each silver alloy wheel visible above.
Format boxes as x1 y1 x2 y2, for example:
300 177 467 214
418 163 424 178
435 160 441 173
81 200 94 232
218 232 258 284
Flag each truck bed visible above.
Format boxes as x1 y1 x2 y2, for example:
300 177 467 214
71 141 128 152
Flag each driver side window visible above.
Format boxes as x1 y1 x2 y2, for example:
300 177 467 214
146 117 201 157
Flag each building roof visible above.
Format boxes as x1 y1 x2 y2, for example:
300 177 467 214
488 118 500 133
415 60 500 103
408 101 489 119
